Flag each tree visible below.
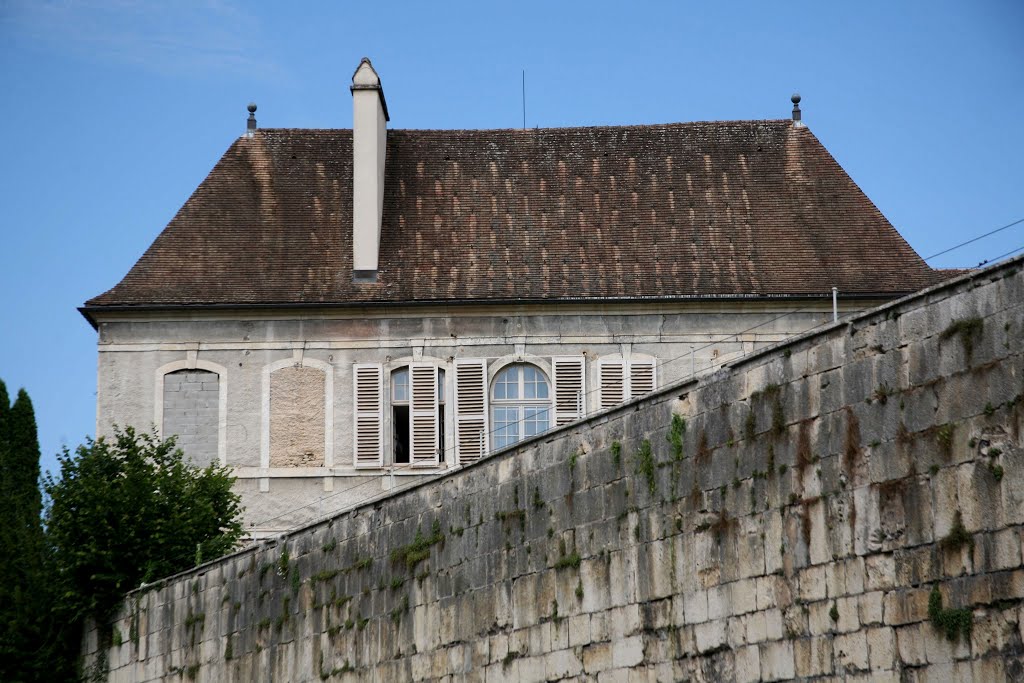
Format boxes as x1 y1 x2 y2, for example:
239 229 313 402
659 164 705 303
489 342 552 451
44 426 244 627
0 381 54 682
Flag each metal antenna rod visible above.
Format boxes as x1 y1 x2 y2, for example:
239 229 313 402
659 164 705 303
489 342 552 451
522 70 526 129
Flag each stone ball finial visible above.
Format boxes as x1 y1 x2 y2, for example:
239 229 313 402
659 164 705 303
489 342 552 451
791 93 801 105
247 103 257 114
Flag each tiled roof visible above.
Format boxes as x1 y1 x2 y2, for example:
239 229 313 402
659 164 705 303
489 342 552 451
86 120 939 308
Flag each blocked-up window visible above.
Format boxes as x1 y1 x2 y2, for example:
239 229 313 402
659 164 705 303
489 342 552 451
270 365 326 467
162 369 219 466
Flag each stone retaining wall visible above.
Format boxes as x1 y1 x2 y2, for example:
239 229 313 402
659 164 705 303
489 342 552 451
86 256 1024 681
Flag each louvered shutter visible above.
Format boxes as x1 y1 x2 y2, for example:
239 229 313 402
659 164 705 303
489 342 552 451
409 363 439 466
552 356 585 425
454 359 488 465
352 364 383 467
629 359 656 399
598 359 625 409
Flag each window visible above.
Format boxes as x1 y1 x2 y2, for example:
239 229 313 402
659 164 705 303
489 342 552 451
490 364 551 449
597 356 657 409
391 365 445 466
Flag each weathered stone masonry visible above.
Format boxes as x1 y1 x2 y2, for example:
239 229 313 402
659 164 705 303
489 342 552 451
87 255 1024 681
162 370 219 467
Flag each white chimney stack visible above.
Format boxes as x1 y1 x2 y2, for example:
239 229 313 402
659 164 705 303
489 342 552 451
350 58 389 283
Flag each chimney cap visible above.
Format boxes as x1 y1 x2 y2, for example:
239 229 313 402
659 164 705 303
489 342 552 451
351 58 390 121
791 92 801 105
247 102 257 114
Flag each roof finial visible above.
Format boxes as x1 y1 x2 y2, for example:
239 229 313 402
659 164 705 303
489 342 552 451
791 93 804 128
246 103 257 137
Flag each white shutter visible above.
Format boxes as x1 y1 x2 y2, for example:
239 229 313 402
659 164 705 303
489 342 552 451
454 359 488 465
628 359 656 399
598 359 625 409
409 363 439 467
352 364 383 467
552 356 585 425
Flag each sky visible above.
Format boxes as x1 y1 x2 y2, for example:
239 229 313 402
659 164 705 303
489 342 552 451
1 0 1022 480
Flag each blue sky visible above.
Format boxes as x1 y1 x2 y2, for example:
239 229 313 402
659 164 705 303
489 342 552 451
1 0 1022 478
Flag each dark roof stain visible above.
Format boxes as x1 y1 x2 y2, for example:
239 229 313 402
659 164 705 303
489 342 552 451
87 120 939 308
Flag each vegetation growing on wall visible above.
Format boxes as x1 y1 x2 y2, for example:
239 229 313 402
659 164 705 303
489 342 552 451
940 316 984 362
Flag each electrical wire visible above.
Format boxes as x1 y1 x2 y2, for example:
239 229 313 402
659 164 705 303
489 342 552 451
249 236 1024 532
923 216 1024 262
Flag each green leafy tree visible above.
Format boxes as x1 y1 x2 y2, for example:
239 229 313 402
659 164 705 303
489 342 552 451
0 381 56 682
44 426 244 627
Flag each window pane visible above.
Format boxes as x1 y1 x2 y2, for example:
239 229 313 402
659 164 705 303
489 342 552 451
437 369 445 403
392 368 409 402
523 365 549 399
493 406 520 449
524 406 549 437
493 367 519 400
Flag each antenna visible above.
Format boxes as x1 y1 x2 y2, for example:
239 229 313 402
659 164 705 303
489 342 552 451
522 69 526 129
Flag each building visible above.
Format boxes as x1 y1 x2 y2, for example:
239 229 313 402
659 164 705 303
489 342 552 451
81 59 941 536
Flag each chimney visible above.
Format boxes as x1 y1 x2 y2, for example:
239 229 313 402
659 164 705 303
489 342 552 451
791 93 804 128
246 103 257 137
351 58 390 283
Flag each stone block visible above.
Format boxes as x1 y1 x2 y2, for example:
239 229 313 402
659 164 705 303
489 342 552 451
865 553 896 592
582 641 613 674
735 644 761 683
694 620 726 653
544 648 583 680
758 640 795 681
922 616 970 664
611 635 645 668
859 590 884 626
798 565 827 602
706 585 727 621
729 578 758 616
568 615 590 648
834 630 869 673
866 625 895 670
742 611 767 644
794 635 833 677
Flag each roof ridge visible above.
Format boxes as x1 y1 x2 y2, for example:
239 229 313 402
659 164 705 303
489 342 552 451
255 119 795 134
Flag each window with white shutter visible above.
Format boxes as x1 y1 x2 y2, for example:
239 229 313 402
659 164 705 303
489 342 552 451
353 364 383 467
454 359 488 465
598 358 625 409
409 363 439 466
552 356 585 425
629 359 656 399
598 356 657 408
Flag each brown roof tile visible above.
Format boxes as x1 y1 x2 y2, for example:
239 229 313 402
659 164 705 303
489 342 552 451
86 120 939 308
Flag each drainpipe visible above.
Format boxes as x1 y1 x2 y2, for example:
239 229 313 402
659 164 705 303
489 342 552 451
832 287 839 322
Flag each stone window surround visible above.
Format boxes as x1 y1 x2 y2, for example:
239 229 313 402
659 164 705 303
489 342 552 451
154 355 228 467
259 351 334 492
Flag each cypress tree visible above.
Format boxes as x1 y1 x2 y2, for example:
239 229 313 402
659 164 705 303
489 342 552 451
0 383 54 681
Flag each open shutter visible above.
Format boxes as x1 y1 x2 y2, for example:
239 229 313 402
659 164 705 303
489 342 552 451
598 359 625 409
629 359 656 399
353 364 383 467
454 359 488 465
409 363 439 467
552 356 585 425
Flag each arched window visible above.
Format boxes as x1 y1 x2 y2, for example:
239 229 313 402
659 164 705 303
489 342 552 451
491 364 551 449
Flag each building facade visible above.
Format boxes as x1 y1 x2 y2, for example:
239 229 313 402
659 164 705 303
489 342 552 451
82 60 941 536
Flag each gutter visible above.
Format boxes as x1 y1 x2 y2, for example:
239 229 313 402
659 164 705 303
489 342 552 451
77 290 913 330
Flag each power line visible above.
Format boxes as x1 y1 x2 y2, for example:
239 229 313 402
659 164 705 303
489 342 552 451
974 243 1024 268
923 216 1024 262
250 239 1023 532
